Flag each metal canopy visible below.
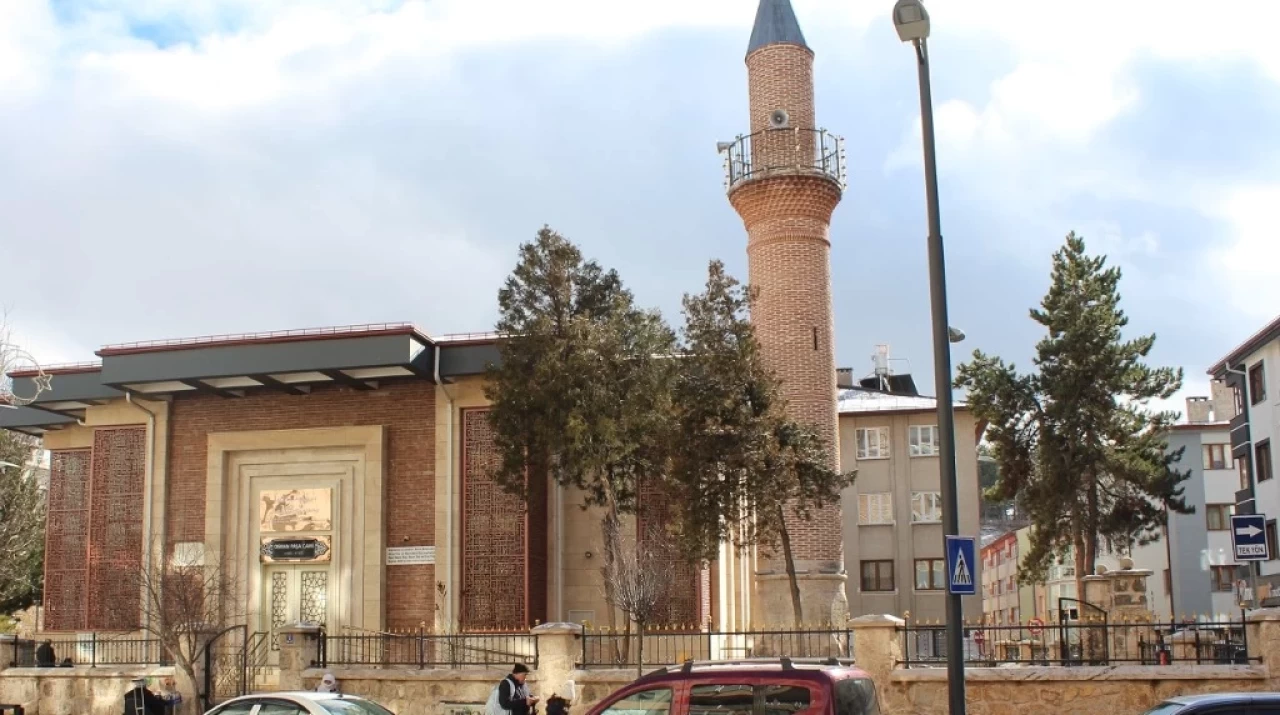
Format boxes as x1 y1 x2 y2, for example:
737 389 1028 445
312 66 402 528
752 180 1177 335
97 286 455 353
99 332 434 397
1 324 505 432
0 405 77 435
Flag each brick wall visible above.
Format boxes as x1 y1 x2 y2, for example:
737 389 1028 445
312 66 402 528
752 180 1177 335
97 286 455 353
729 41 844 569
166 381 436 629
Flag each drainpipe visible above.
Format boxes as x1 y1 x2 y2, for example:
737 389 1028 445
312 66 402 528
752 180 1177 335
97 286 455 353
126 393 159 639
434 346 456 630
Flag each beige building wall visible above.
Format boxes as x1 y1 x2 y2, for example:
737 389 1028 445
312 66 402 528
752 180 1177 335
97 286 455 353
840 408 982 622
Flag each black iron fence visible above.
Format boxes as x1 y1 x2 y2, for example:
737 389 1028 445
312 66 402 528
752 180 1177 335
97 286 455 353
580 626 854 668
316 629 538 669
899 617 1256 668
6 634 168 667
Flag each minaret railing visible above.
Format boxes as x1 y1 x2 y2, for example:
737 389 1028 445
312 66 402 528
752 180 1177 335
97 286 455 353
721 127 846 192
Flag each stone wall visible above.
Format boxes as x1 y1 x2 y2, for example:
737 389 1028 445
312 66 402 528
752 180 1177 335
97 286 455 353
0 666 175 715
13 612 1280 715
851 610 1280 715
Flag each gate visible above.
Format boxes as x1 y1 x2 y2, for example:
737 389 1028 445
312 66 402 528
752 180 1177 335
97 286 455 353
1057 597 1107 665
201 625 248 710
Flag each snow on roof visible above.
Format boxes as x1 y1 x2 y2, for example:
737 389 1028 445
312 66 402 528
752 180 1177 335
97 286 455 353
837 388 967 414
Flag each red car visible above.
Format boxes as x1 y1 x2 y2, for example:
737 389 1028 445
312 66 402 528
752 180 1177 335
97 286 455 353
585 659 880 715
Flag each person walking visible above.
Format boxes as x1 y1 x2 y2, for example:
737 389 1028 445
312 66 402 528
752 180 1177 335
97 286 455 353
487 664 537 715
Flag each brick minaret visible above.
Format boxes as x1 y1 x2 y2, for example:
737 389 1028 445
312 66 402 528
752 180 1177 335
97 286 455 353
723 0 847 626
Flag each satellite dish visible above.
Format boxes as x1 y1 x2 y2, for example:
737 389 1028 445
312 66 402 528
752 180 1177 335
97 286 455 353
768 109 790 128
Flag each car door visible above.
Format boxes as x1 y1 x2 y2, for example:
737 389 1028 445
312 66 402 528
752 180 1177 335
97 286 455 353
593 683 681 715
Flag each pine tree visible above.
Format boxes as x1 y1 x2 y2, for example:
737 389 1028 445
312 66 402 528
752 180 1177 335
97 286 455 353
955 232 1190 586
484 226 677 636
669 261 854 625
0 429 44 614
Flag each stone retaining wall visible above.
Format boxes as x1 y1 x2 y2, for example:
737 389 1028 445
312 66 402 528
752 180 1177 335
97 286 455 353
0 666 175 715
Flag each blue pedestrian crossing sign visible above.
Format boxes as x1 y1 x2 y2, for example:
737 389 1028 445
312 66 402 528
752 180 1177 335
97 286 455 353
1232 514 1269 562
945 536 977 596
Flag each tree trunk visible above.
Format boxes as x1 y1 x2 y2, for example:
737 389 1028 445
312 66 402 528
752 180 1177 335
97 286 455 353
636 619 645 679
600 478 624 662
776 504 804 628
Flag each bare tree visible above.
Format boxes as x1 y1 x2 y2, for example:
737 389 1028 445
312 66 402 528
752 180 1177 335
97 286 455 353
602 518 678 677
131 541 245 706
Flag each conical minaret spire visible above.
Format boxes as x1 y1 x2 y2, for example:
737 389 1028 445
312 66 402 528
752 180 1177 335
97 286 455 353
746 0 810 56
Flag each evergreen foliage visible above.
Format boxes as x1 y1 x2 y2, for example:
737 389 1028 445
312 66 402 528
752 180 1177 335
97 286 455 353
955 232 1190 583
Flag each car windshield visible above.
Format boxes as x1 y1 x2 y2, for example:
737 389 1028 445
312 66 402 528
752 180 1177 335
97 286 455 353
318 697 397 715
1140 702 1185 715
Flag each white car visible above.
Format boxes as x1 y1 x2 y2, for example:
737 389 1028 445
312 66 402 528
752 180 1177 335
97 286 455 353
203 692 396 715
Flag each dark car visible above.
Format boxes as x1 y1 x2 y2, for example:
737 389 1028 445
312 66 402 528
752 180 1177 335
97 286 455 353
1142 693 1280 715
585 658 879 715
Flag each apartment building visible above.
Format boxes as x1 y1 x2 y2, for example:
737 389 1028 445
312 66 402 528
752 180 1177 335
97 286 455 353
980 531 1033 625
838 352 983 623
1165 388 1244 617
1209 315 1280 593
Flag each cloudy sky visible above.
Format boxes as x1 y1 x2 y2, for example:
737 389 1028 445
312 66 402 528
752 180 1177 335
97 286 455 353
2 0 1278 417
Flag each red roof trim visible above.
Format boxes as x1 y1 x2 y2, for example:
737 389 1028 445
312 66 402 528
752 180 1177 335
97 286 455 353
7 361 103 378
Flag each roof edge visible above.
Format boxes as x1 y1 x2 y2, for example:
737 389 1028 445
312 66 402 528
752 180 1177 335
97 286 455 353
1207 313 1280 377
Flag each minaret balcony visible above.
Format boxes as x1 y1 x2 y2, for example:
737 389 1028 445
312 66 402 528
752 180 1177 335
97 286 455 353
719 127 847 193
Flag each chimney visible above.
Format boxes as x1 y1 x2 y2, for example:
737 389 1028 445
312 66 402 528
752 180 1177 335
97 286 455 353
1185 396 1212 424
836 368 855 390
1210 379 1237 422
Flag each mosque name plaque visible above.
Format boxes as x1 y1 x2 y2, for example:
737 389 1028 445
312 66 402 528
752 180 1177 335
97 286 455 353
386 545 435 566
260 536 332 563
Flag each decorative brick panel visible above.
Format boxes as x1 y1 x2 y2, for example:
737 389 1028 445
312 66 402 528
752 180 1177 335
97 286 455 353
44 450 91 632
167 382 436 629
88 427 147 631
637 478 701 627
460 408 540 630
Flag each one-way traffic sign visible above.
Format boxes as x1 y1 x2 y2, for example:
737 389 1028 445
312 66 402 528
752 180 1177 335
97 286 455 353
1232 514 1270 562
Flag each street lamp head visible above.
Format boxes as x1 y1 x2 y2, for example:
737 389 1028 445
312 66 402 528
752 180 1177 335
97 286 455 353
947 326 966 343
892 0 931 42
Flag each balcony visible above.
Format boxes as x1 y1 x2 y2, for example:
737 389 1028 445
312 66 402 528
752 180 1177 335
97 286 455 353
720 127 846 192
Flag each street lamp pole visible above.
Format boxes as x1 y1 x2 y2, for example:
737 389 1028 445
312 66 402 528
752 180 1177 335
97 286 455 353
892 2 966 715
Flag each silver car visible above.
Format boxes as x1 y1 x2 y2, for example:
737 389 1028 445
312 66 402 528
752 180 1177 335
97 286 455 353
203 692 396 715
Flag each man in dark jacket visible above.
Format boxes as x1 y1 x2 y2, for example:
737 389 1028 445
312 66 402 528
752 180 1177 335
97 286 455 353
122 678 168 715
34 640 55 667
498 664 537 715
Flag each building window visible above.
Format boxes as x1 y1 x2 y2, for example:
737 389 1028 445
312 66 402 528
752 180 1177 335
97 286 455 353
911 492 942 523
858 492 894 525
1203 443 1233 471
1240 458 1254 491
908 425 939 457
1211 566 1235 593
1249 362 1267 405
915 558 944 590
1164 569 1172 595
856 427 891 460
861 560 894 592
1267 520 1278 562
1258 441 1274 483
1206 503 1234 531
